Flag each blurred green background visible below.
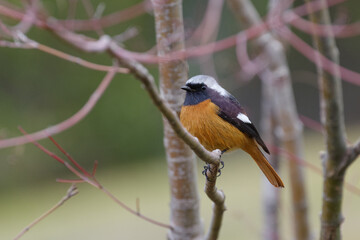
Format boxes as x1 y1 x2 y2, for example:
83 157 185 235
0 0 359 239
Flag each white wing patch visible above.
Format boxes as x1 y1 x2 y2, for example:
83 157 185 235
186 75 229 97
237 113 251 124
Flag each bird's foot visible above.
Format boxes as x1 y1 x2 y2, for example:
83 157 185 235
202 164 212 181
217 160 225 177
202 149 226 181
202 160 225 180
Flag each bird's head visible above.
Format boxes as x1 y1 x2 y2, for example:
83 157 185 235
181 75 230 106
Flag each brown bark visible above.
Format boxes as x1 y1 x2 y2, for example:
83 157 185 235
152 0 203 239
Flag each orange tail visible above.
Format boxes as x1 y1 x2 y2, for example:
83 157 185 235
246 143 284 188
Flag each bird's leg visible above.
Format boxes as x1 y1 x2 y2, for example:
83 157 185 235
202 149 227 180
216 149 227 176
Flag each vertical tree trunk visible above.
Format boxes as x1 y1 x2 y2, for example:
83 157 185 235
304 1 347 239
227 1 311 239
152 1 203 239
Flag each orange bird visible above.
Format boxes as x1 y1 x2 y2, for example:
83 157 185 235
180 75 284 188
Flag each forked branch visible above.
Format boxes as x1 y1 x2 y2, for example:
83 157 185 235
19 129 171 231
14 185 79 240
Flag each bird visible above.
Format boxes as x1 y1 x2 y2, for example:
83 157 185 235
180 75 284 188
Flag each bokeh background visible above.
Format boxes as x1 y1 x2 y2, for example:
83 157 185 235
0 0 359 239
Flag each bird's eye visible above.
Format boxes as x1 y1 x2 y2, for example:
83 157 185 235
201 86 207 91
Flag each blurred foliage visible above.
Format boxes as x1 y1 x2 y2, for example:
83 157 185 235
0 0 359 185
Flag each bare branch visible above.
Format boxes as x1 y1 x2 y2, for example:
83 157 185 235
13 185 79 240
0 36 128 73
2 0 360 91
110 43 219 165
0 69 116 149
0 40 33 48
203 151 226 240
275 145 360 197
235 33 268 81
34 41 128 73
0 21 128 73
0 19 221 167
49 135 91 177
1 0 353 65
287 12 360 38
278 27 360 86
21 132 172 229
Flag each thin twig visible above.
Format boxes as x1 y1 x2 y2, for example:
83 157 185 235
49 135 91 177
0 29 128 73
21 131 172 229
18 127 97 187
35 42 128 73
13 185 79 240
100 187 171 229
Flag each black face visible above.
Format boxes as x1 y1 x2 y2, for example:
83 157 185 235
182 83 210 106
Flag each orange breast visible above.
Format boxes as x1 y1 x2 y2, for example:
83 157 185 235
180 99 250 152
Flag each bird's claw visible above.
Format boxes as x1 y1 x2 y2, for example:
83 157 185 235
202 164 212 181
202 160 225 181
217 160 225 177
219 160 224 170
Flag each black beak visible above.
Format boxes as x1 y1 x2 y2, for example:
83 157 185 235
181 85 192 92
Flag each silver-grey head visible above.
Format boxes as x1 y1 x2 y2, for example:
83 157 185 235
183 75 230 97
181 75 232 106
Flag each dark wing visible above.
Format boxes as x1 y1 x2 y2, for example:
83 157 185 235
211 92 270 154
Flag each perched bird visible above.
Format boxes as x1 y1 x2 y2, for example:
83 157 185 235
180 75 284 188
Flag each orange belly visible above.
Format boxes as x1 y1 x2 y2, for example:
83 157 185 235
180 99 250 152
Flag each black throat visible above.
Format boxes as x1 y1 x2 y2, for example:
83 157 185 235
183 91 210 106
